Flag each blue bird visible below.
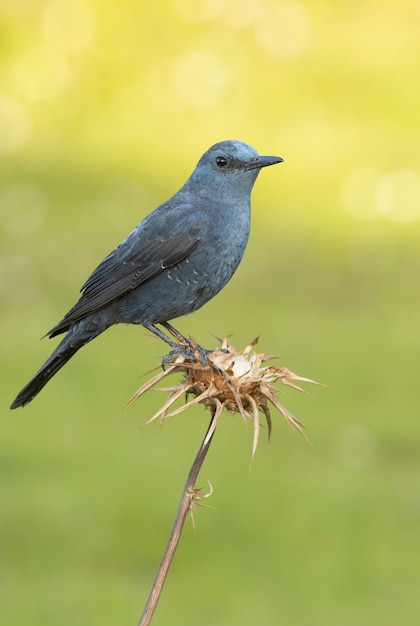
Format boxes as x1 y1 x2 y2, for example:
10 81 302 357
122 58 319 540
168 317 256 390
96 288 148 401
11 140 282 408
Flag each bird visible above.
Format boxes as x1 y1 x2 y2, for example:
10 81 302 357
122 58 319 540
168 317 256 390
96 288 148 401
11 140 283 409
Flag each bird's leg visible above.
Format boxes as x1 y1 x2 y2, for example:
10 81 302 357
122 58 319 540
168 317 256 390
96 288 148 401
144 321 192 349
143 322 202 368
161 322 214 366
160 322 228 369
144 322 212 370
143 323 180 350
160 321 191 347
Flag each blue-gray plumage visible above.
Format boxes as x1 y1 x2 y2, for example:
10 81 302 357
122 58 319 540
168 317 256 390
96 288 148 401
11 140 283 408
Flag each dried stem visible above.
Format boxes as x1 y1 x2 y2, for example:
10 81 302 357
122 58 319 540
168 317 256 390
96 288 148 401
133 338 320 624
137 403 220 626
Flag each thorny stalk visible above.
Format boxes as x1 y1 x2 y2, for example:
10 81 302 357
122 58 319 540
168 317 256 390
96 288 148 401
133 337 320 625
137 403 221 626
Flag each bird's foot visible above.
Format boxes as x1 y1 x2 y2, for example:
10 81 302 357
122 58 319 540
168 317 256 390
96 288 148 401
161 344 231 377
145 322 229 373
161 343 211 370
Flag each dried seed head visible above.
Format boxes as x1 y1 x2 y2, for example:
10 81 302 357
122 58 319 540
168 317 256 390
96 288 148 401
127 338 320 460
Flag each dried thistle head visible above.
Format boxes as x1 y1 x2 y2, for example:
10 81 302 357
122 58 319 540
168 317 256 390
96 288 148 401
127 337 320 460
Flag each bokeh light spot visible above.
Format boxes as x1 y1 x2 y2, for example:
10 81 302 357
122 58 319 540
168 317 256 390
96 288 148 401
255 1 311 59
376 170 420 224
171 0 222 22
217 0 262 28
172 0 262 28
42 0 95 52
0 183 48 237
0 96 31 154
171 51 231 108
13 46 70 102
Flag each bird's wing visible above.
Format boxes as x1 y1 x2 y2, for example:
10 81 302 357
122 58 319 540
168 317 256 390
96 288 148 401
47 227 201 337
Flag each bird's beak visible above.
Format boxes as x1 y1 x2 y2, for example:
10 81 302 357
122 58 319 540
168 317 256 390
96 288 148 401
245 155 284 170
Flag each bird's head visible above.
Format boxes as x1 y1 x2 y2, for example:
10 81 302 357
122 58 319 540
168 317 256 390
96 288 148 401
189 140 283 199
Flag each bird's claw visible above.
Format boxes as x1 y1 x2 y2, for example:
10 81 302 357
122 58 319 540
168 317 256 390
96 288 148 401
161 343 210 370
161 344 230 376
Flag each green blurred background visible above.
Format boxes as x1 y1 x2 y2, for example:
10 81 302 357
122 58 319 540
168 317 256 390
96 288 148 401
2 1 420 624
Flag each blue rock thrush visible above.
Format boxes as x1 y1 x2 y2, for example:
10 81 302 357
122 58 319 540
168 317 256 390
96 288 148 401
11 140 283 408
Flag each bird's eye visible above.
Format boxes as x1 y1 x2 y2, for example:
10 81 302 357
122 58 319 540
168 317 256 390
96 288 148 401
215 156 228 168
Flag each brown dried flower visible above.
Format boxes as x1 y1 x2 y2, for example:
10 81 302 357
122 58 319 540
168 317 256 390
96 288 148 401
127 337 319 459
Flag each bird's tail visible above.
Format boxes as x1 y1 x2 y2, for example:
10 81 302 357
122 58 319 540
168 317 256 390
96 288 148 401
10 323 105 409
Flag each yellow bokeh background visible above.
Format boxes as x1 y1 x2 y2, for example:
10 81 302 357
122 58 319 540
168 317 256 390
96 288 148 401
2 2 420 625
